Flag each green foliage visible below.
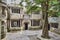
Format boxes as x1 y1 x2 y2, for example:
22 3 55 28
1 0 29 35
34 0 42 4
19 0 41 14
48 0 60 17
26 5 41 14
19 0 60 16
57 12 60 16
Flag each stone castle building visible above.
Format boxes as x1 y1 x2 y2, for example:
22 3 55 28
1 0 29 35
1 0 60 33
0 0 42 31
1 0 59 31
0 0 42 39
7 4 42 31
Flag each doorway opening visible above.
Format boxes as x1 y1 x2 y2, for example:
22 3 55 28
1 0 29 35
24 23 28 30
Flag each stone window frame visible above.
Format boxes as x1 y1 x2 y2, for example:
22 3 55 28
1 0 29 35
11 8 20 13
31 20 40 26
11 19 20 27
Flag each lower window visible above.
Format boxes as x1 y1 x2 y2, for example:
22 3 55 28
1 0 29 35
51 23 58 28
31 20 40 26
11 20 20 27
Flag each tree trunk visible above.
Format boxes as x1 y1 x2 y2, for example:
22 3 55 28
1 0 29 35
41 3 45 19
41 0 50 38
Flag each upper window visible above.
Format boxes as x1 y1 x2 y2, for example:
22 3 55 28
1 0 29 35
31 20 40 26
12 8 20 13
2 7 6 16
11 20 20 27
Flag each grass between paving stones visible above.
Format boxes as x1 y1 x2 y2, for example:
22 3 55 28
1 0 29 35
9 29 21 33
53 30 60 35
37 37 41 40
29 26 42 30
50 28 60 35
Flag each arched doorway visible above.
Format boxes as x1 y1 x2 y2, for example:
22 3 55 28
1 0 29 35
24 22 29 30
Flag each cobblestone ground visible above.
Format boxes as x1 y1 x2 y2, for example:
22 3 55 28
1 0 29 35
2 30 60 40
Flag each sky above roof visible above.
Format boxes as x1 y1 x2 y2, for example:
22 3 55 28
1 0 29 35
2 0 21 4
4 0 33 4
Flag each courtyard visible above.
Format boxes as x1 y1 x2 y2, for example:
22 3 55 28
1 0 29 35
1 0 60 40
2 30 60 40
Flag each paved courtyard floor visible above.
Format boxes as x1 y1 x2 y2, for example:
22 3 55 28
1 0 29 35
2 30 60 40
